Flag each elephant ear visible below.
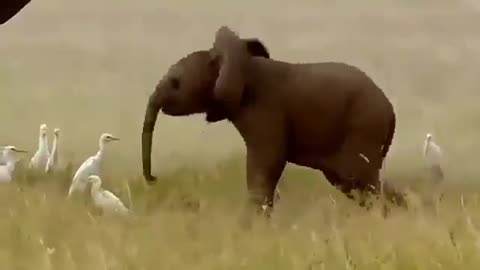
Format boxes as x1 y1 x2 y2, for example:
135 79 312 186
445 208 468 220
212 26 250 117
243 38 270 59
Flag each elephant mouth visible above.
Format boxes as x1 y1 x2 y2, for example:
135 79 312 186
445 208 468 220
161 106 184 116
160 100 194 116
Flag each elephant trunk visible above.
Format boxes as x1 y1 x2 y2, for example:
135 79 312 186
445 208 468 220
141 93 161 182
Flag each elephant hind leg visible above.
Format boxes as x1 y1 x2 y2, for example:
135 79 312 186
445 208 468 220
323 163 408 219
382 181 408 209
322 168 380 210
320 132 410 212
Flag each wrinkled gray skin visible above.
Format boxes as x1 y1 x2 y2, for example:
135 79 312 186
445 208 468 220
142 26 406 217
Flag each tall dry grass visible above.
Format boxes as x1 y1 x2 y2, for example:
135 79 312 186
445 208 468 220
1 0 480 268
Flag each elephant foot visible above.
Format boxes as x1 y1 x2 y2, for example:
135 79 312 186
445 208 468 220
238 206 272 231
382 184 408 210
237 194 275 230
337 181 405 217
348 190 379 211
144 175 157 185
259 198 274 218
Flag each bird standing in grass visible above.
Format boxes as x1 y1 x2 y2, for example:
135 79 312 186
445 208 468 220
0 146 28 183
45 128 60 173
0 149 5 165
29 124 50 170
423 133 444 183
87 175 129 215
67 133 120 197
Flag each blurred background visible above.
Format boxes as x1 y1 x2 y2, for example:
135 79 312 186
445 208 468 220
1 0 480 182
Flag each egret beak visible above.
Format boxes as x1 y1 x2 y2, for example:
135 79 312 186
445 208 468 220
111 137 120 141
14 149 28 153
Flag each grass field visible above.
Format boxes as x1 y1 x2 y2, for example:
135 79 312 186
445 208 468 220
2 0 480 268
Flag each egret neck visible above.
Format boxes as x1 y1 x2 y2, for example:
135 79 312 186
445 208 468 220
424 134 432 157
50 134 59 164
94 136 108 163
3 150 18 176
38 133 49 156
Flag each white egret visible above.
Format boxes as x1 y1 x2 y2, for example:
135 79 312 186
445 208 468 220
0 146 28 183
87 175 129 215
45 128 60 173
29 124 50 170
0 148 5 165
423 133 444 182
67 133 119 197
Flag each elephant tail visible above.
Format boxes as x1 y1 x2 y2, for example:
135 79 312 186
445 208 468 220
381 112 396 159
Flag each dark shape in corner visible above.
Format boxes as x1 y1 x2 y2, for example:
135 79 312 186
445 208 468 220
1 0 31 25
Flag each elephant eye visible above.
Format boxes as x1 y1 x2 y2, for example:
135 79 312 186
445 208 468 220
170 77 180 90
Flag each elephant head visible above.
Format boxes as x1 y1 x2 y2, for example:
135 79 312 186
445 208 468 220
141 26 270 182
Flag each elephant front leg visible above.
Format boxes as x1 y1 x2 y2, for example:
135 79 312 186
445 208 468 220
244 146 286 219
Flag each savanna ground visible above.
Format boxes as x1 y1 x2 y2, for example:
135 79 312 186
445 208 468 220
1 0 480 268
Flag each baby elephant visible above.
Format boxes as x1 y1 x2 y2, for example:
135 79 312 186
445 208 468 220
142 25 406 216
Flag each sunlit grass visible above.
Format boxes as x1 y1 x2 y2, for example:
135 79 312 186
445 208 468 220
1 159 480 269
